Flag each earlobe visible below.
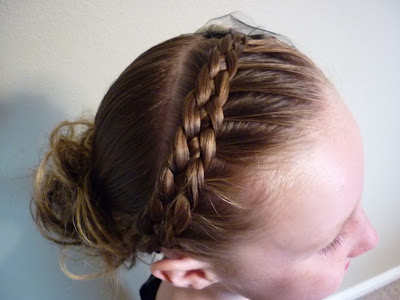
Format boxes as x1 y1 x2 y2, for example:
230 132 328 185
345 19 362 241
150 256 219 289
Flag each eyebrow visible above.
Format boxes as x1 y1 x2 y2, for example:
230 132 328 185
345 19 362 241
331 198 360 238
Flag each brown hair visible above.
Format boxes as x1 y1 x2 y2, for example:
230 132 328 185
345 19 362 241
31 30 334 279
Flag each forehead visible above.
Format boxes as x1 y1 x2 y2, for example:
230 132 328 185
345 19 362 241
257 95 364 255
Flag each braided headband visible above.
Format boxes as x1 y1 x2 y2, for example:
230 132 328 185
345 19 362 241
138 13 295 252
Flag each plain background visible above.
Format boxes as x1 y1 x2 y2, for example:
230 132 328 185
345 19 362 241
1 1 399 299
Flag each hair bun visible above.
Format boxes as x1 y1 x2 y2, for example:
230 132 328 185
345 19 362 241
31 120 95 243
31 119 122 278
32 118 143 279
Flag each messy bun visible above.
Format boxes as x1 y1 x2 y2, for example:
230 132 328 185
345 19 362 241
31 30 332 279
31 120 140 278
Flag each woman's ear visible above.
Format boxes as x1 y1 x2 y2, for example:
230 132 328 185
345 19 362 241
150 256 219 289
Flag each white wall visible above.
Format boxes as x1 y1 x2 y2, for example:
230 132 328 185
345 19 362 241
1 1 399 299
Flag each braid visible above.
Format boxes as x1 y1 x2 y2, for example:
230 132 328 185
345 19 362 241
138 32 249 252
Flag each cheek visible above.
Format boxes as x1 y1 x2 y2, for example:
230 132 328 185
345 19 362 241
282 256 344 300
222 257 346 300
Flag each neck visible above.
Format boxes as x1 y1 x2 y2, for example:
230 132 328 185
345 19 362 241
156 281 249 300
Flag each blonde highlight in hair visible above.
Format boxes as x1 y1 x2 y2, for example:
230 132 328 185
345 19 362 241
31 29 334 279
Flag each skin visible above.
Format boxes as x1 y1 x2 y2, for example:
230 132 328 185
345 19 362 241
152 92 379 300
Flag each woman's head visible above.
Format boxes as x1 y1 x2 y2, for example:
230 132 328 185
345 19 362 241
31 29 377 299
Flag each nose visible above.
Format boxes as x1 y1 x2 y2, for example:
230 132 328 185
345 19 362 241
348 209 379 258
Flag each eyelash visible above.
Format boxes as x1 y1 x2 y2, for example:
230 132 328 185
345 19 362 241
321 232 346 255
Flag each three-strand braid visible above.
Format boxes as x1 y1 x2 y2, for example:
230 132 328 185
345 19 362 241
138 32 250 253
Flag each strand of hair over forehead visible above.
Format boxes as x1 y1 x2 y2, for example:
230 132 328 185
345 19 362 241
137 31 257 252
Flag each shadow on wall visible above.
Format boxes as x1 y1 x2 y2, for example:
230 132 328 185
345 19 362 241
0 93 137 300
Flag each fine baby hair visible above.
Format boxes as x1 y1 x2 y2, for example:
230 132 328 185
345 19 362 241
31 12 340 291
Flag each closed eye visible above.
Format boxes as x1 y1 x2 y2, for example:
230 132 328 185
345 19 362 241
321 232 346 255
